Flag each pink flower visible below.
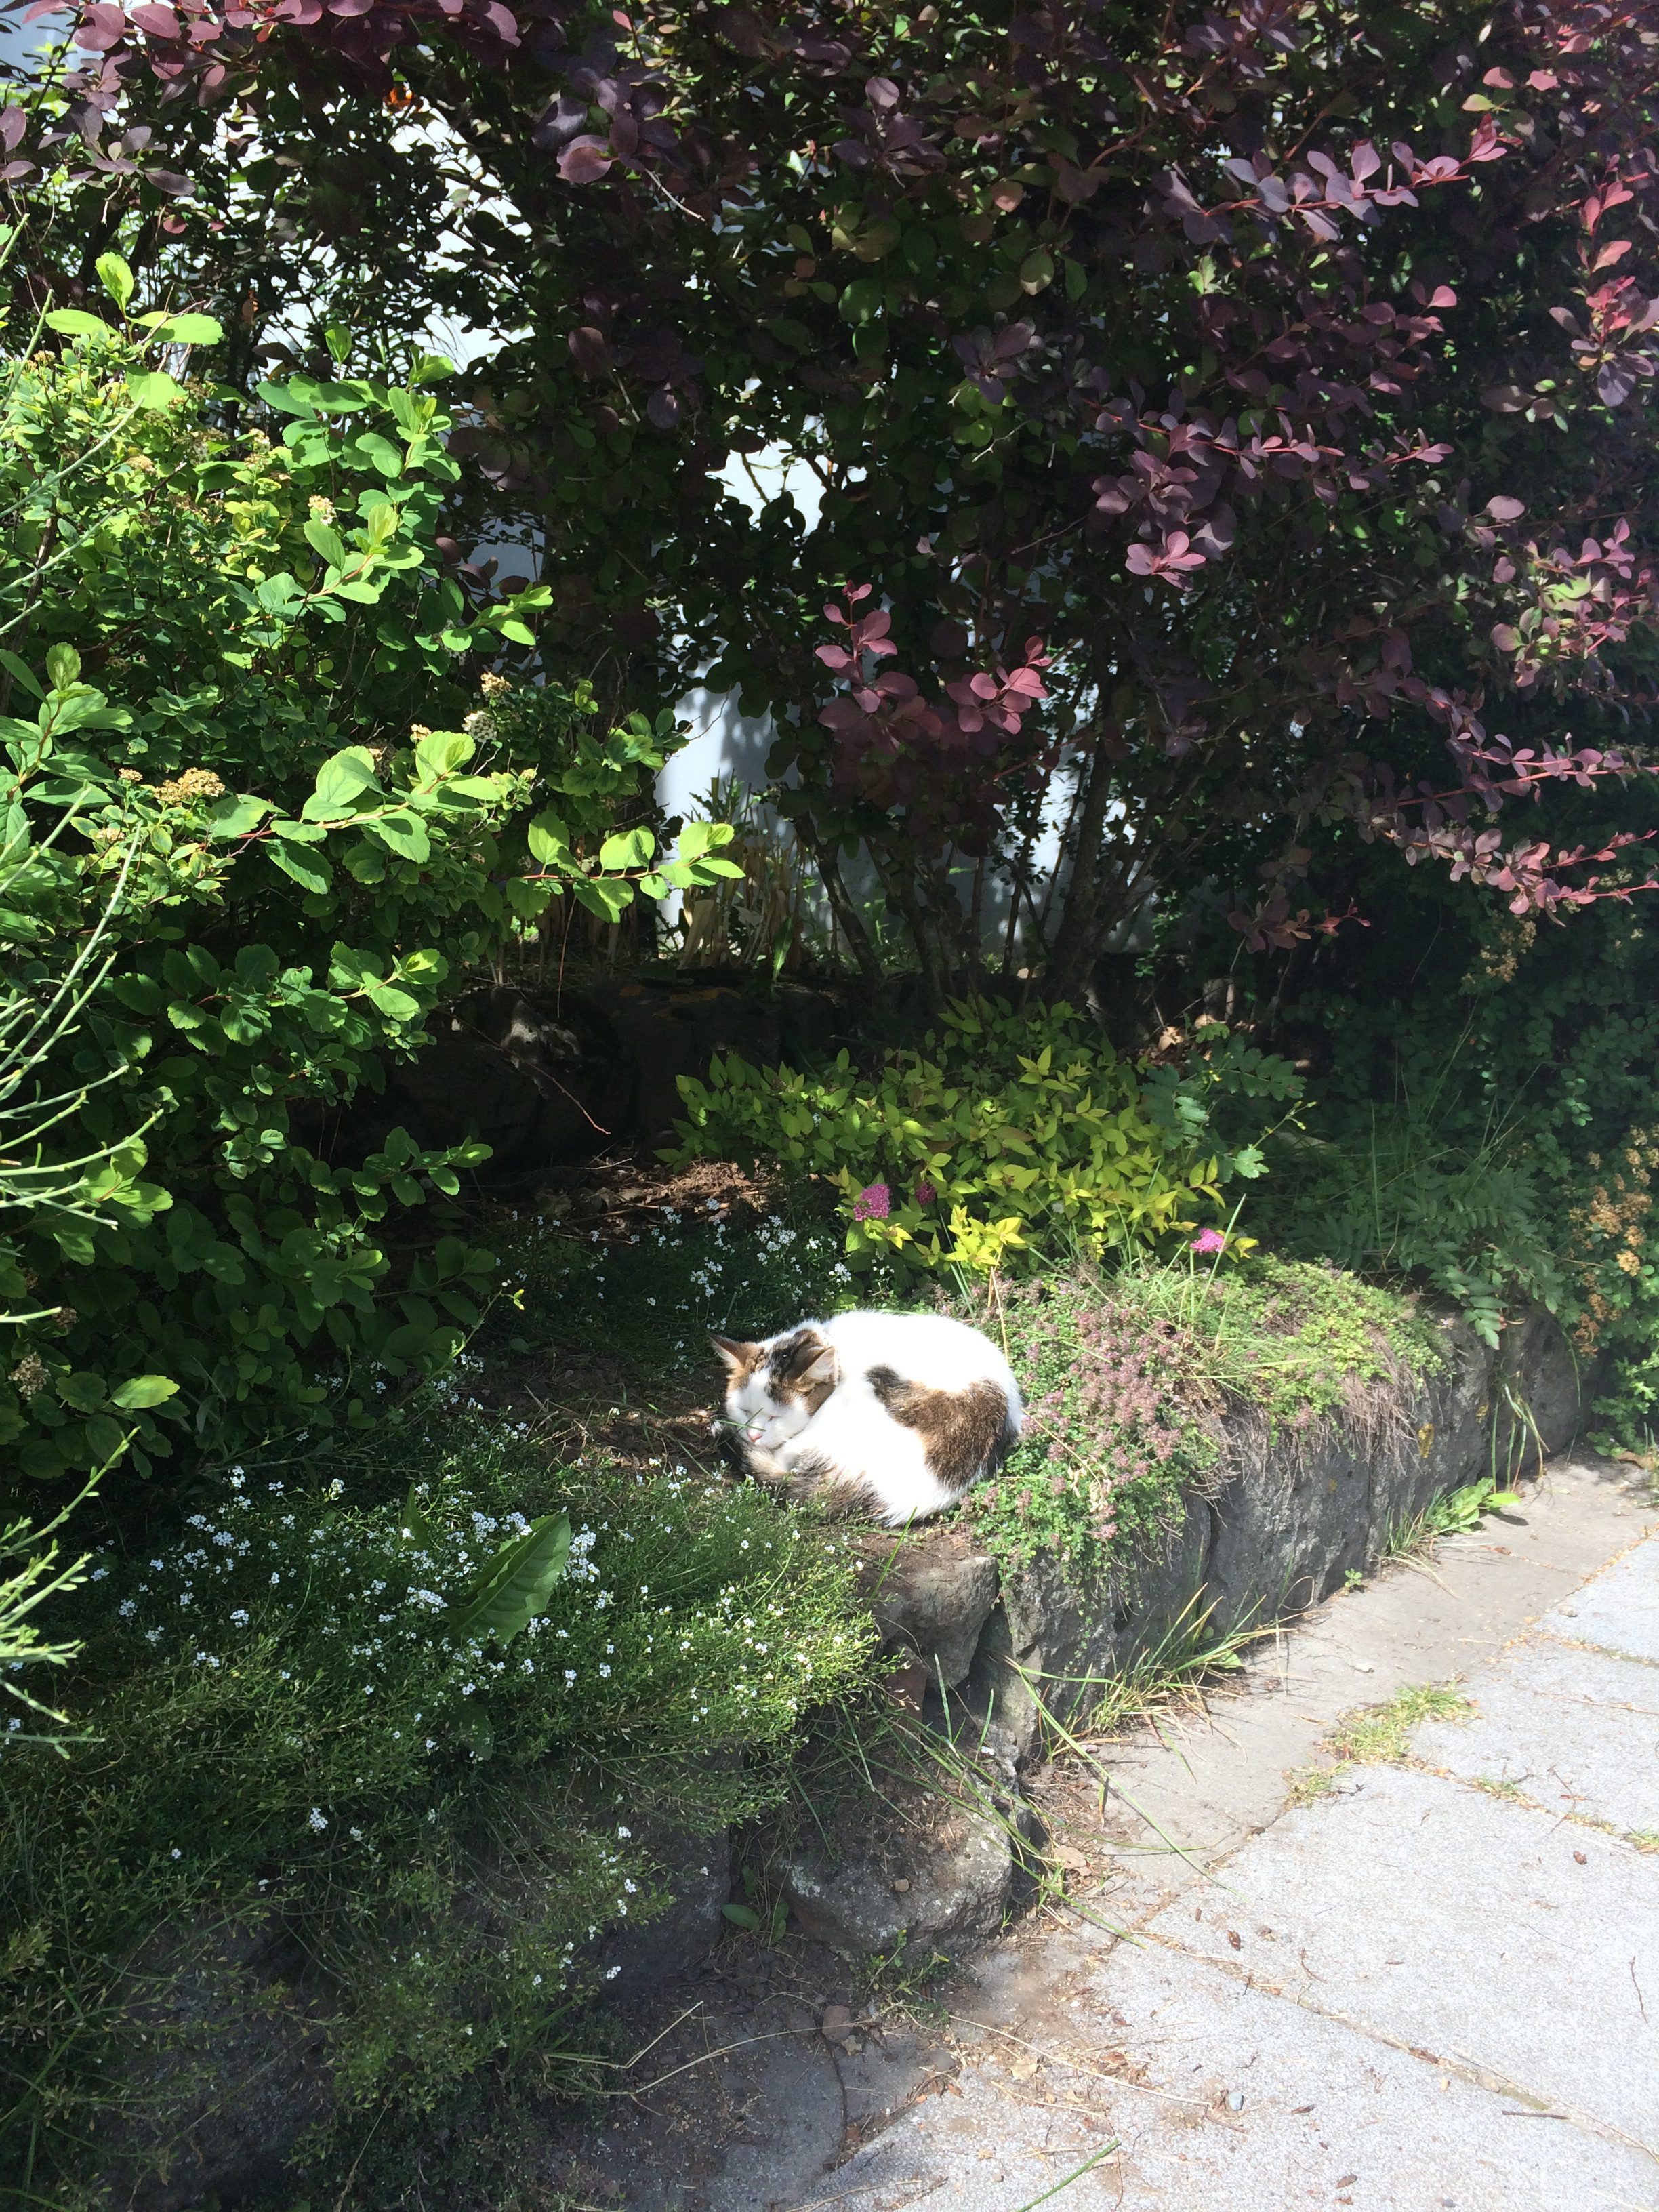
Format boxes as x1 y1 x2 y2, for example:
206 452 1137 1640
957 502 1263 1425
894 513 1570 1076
852 1182 892 1221
914 1180 937 1207
1190 1227 1228 1254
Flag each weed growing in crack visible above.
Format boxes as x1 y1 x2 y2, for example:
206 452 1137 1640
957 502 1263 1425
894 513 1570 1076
1289 1681 1474 1804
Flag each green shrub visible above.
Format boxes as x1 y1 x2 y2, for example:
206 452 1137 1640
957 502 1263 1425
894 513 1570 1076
0 1409 875 2188
671 1000 1301 1280
0 280 739 1488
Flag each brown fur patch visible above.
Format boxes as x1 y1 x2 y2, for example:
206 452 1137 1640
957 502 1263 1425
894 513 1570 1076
762 1327 838 1414
866 1367 1012 1500
710 1334 762 1384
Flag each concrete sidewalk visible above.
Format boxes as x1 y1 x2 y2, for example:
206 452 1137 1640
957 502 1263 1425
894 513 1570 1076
771 1454 1659 2212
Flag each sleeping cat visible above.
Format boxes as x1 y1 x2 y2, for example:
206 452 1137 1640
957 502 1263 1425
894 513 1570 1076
711 1311 1022 1526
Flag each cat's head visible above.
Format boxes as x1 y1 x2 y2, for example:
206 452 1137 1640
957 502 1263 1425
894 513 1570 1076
711 1326 839 1452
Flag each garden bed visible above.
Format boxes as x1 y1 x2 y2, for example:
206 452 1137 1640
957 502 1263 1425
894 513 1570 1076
3 1178 1599 2207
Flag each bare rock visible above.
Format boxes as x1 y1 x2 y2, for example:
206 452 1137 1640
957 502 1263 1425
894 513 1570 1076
780 1781 1015 1956
850 1526 1000 1691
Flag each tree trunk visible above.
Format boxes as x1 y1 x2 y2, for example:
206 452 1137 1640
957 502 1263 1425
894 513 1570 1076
806 831 883 992
1046 731 1118 1000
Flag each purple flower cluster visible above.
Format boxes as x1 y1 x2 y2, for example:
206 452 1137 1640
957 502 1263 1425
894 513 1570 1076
851 1182 892 1221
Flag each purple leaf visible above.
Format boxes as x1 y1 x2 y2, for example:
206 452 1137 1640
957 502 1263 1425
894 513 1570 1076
560 136 615 183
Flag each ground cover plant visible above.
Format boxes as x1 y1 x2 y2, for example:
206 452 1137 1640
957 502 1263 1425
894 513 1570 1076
976 1252 1446 1584
0 1404 876 2194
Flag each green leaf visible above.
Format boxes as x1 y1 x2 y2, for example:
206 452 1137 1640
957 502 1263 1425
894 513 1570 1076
413 731 472 778
398 1481 435 1550
256 377 318 418
95 252 135 312
352 431 406 478
572 876 633 922
304 748 380 819
44 644 80 690
157 314 224 346
526 810 572 867
366 981 422 1021
110 1374 180 1410
365 809 430 863
254 571 305 617
599 825 655 872
58 1372 109 1414
304 518 348 569
126 369 186 411
0 649 42 700
721 1903 762 1931
45 309 112 339
449 1514 573 1647
205 793 274 838
267 840 333 894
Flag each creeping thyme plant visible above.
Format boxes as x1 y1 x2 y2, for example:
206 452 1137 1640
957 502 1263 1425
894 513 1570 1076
975 1256 1446 1586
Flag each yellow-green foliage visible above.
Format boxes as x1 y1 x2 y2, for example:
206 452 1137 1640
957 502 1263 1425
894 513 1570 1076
672 1000 1298 1278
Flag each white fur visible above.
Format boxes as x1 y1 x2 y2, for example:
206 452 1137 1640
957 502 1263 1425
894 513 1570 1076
724 1311 1022 1527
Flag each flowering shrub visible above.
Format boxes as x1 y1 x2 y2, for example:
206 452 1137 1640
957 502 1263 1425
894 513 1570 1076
975 1258 1443 1583
0 1410 876 2183
672 1000 1300 1280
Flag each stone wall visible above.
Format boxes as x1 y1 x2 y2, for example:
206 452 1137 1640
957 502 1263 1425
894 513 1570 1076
777 1305 1597 1948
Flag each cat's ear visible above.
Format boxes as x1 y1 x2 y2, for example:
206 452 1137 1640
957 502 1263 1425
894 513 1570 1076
795 1345 838 1389
710 1334 757 1376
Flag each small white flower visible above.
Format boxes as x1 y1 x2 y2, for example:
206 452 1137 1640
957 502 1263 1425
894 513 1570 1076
308 1807 328 1832
617 1824 632 1838
171 1847 182 1859
605 1964 622 1980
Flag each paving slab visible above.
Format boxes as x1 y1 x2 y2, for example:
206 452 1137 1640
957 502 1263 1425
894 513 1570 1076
1144 1761 1659 2151
1542 1535 1659 1664
827 1940 1659 2212
1416 1634 1659 1836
